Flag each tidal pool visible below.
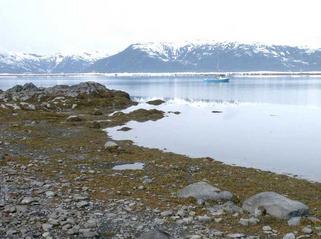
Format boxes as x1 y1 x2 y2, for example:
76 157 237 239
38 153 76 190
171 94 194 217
108 100 321 182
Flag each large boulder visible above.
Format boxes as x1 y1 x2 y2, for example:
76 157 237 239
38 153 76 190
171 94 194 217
242 192 309 219
138 229 171 239
178 181 233 203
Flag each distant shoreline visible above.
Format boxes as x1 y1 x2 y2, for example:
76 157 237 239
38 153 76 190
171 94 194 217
1 71 321 78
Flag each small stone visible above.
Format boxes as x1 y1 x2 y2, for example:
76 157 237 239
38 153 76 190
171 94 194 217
239 218 249 226
302 226 313 234
104 141 118 150
182 217 193 224
45 191 56 197
288 217 301 226
227 233 246 238
48 218 59 226
263 226 272 231
62 224 72 231
79 228 98 237
42 232 51 238
42 223 53 232
161 210 173 217
66 115 82 122
20 197 37 205
67 227 79 235
283 233 296 239
138 185 144 190
176 209 187 217
73 194 89 201
76 201 89 208
6 229 18 236
189 235 201 239
197 215 211 222
84 219 97 228
4 205 16 213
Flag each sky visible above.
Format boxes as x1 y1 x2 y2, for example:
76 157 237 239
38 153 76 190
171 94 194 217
0 0 321 55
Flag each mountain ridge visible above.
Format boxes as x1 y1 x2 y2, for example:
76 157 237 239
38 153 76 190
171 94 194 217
1 42 321 73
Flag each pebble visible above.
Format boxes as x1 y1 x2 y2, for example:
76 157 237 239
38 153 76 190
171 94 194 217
45 191 56 197
197 215 211 222
283 233 296 239
302 226 313 234
76 201 90 208
160 210 173 217
20 197 36 205
227 233 246 238
42 223 53 232
263 225 272 231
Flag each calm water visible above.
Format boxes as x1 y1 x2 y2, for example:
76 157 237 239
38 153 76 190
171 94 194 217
1 76 321 181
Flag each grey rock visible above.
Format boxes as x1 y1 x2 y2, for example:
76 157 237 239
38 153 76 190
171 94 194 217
239 217 259 226
160 210 173 217
283 233 296 239
302 226 313 234
4 205 16 213
73 194 89 201
67 227 79 235
84 219 97 228
104 141 118 150
262 226 272 231
20 196 37 205
226 233 246 238
178 181 233 202
196 215 211 222
242 192 309 219
42 223 53 231
138 229 171 239
45 191 56 197
77 201 90 208
79 228 98 238
66 115 82 122
288 217 301 226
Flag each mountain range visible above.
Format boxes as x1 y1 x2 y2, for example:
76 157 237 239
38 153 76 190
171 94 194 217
1 42 321 73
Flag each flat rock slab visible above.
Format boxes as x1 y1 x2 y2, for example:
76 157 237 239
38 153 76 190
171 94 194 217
178 181 233 202
242 192 309 219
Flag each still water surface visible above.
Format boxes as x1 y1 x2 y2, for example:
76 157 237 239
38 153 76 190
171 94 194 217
1 76 321 181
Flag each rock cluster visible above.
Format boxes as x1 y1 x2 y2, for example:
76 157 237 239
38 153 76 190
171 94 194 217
0 82 133 111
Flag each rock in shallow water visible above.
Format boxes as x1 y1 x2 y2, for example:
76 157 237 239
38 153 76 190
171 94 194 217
242 192 309 219
178 181 233 202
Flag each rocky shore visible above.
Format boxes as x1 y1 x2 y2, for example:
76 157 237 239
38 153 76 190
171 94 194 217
1 82 321 238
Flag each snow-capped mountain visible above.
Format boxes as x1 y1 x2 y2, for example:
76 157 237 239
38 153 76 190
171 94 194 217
89 42 321 72
2 42 321 73
0 52 106 73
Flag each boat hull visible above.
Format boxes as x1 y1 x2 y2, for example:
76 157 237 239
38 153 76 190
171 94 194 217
205 78 230 83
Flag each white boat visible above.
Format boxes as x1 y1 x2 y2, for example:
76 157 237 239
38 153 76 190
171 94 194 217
205 75 230 83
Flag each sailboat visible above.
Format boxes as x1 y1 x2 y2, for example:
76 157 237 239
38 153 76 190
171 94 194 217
204 53 230 83
205 74 230 83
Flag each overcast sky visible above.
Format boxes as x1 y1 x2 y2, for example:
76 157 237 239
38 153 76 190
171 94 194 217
0 0 320 54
